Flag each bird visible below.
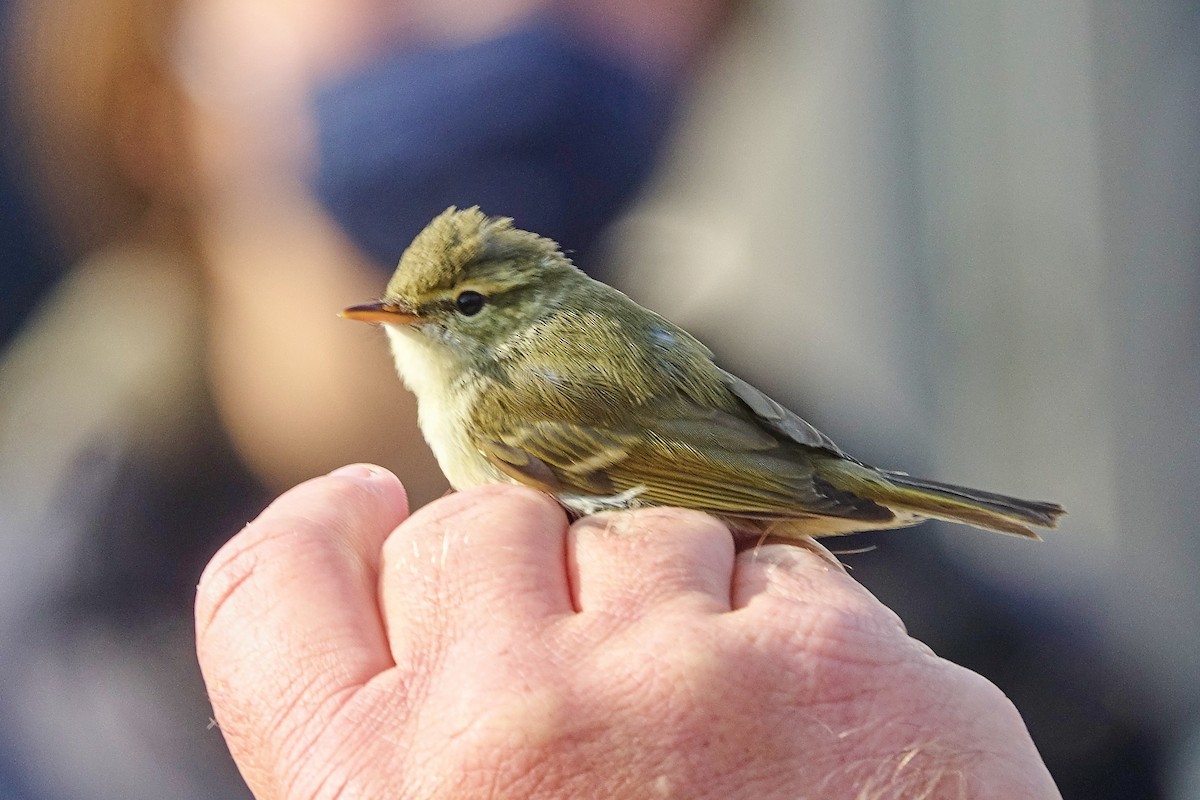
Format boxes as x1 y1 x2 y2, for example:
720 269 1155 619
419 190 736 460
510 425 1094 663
341 207 1063 550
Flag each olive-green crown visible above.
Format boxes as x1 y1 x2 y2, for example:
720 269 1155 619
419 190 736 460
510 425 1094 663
385 207 570 302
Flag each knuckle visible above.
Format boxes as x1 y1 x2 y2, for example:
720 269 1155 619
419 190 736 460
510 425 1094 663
195 527 270 642
387 484 560 557
624 506 730 539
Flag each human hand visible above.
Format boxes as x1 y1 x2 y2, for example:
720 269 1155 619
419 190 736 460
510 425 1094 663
196 465 1060 799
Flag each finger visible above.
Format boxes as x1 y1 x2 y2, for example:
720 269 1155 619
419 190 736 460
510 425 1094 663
568 508 735 617
195 464 407 793
379 484 571 662
730 543 907 651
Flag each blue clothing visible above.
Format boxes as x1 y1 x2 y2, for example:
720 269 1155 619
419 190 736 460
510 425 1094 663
312 17 673 273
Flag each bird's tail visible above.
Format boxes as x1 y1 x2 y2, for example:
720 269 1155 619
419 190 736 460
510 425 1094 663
825 463 1065 539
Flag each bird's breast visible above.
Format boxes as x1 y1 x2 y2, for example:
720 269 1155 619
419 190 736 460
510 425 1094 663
383 325 509 490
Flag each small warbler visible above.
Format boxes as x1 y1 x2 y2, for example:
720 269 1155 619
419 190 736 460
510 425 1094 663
342 207 1063 547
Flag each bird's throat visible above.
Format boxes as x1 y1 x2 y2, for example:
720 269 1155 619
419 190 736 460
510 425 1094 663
381 325 505 490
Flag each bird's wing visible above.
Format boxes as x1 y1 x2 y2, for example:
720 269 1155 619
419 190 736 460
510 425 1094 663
716 369 847 456
474 409 891 522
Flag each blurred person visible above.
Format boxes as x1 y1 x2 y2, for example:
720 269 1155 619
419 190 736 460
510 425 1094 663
1 0 728 797
180 0 728 495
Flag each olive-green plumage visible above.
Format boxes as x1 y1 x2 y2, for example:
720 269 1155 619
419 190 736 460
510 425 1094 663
343 207 1064 545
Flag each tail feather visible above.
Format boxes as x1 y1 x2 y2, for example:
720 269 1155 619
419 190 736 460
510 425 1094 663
823 464 1066 539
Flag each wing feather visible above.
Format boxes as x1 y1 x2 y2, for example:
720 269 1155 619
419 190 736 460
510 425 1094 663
476 410 892 522
471 316 886 522
717 369 846 456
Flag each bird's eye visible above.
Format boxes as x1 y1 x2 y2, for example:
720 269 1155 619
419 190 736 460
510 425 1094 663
455 290 486 316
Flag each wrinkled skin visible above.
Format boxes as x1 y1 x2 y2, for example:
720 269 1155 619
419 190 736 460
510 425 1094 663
196 466 1060 800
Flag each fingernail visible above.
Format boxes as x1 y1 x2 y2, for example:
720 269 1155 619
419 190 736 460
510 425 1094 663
328 463 387 480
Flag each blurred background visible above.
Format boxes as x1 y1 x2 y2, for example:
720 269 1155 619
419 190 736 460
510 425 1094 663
0 1 1196 798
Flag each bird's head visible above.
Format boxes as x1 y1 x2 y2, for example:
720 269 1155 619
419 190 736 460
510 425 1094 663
341 207 584 362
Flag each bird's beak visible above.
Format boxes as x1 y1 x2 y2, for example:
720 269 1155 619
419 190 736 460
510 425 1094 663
339 301 420 326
